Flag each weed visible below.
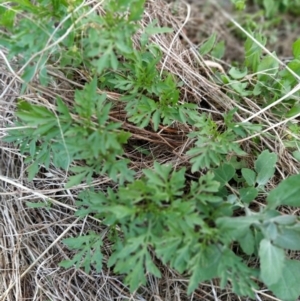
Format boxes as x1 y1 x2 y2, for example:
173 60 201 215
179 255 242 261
2 0 300 300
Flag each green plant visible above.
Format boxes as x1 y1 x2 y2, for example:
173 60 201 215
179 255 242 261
231 0 300 17
64 153 300 300
4 80 134 185
208 33 300 123
3 1 300 301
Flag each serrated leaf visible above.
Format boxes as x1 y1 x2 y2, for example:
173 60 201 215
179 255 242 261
170 243 190 273
259 239 285 286
115 40 133 54
187 245 221 294
126 258 146 291
16 111 51 125
143 168 164 186
63 235 89 249
152 109 160 131
110 52 119 70
33 121 57 136
92 247 103 272
31 105 53 117
60 233 102 274
59 259 75 270
267 174 300 208
65 172 87 188
241 168 256 186
156 238 181 264
145 251 161 278
29 140 36 157
17 100 32 111
107 205 134 219
27 161 39 180
198 33 216 55
208 150 220 166
96 53 110 74
254 150 277 186
154 162 173 181
56 97 71 119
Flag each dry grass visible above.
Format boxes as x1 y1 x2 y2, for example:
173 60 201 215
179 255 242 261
1 0 300 300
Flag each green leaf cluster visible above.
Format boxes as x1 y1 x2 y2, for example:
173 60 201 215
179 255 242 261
230 0 300 16
4 78 133 184
74 163 231 292
187 113 246 172
66 156 300 300
3 1 300 301
59 231 103 274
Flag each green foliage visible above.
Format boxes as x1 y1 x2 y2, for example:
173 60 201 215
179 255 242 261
231 0 300 17
198 33 225 60
269 260 300 301
258 0 300 17
71 158 300 299
217 29 300 123
254 150 277 186
2 0 300 300
267 175 300 208
198 33 217 56
4 79 134 185
59 231 103 274
187 113 247 172
259 238 285 285
0 0 77 89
